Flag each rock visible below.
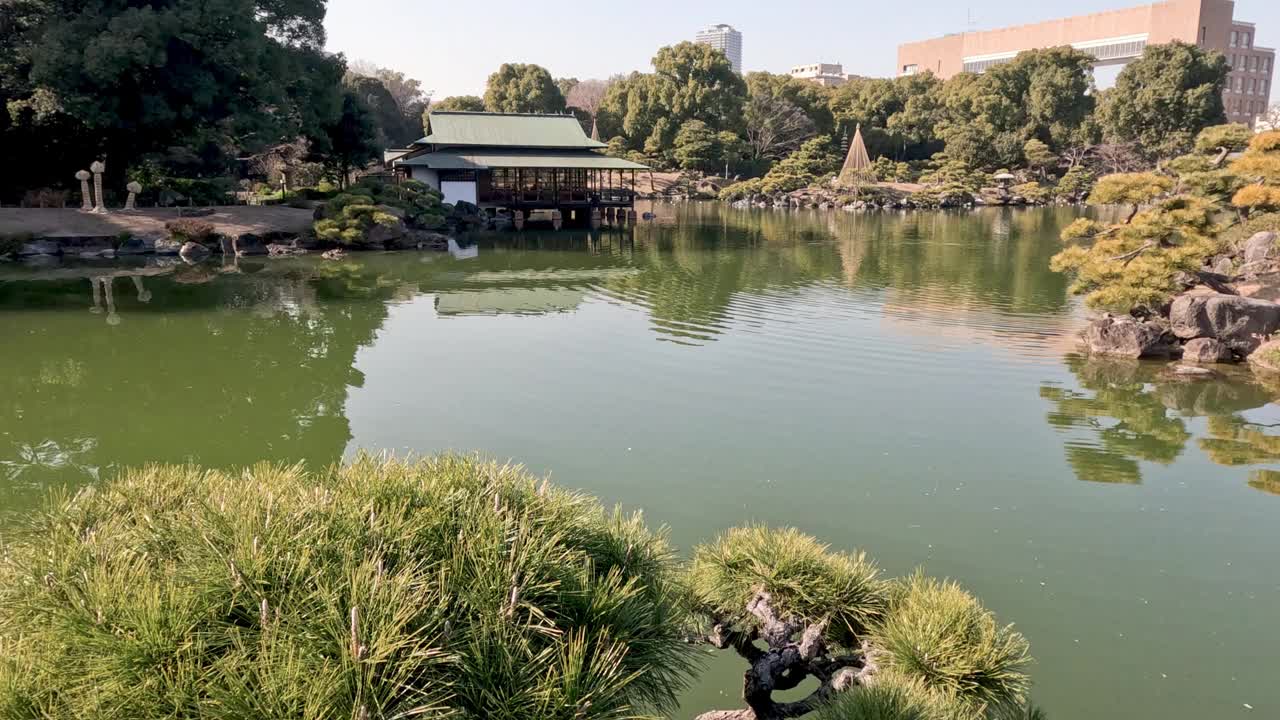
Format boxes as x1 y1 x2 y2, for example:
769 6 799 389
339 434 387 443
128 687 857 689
178 207 216 218
364 220 408 249
1169 293 1280 354
116 236 156 255
1162 363 1222 380
1248 339 1280 373
1181 338 1235 363
1082 315 1176 358
321 248 347 261
179 241 210 263
1233 272 1280 302
266 243 307 257
1242 231 1278 264
411 231 450 250
233 234 268 256
18 239 62 256
154 238 182 255
1211 257 1235 276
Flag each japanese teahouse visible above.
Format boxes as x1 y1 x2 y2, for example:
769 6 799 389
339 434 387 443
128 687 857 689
385 111 649 213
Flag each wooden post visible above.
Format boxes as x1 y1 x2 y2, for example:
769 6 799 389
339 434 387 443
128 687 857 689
514 210 525 230
551 209 563 230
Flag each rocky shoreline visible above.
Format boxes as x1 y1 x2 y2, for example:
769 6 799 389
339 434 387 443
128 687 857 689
1082 231 1280 378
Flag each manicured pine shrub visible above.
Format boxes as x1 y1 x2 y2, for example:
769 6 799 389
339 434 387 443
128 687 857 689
0 456 698 720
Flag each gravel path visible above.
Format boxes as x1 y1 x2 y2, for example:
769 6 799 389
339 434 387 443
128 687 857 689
0 207 315 238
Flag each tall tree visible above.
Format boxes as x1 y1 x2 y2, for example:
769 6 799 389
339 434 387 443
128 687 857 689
0 0 343 197
344 74 419 148
313 89 379 188
1097 41 1230 161
673 120 722 173
743 92 817 169
483 63 566 114
565 78 612 118
932 47 1097 169
595 44 746 153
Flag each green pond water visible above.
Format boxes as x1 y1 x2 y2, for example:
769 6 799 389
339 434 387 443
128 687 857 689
1 203 1278 718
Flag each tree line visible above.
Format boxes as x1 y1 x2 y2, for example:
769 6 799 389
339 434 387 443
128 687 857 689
0 0 429 204
0 0 1239 206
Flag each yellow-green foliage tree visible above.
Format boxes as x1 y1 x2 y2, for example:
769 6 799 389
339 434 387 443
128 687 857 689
1230 131 1280 214
1051 172 1222 311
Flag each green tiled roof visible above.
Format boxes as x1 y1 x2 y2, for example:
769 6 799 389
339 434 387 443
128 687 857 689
416 112 608 149
397 149 648 170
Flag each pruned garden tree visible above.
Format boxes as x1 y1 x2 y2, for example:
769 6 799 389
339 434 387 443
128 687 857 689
687 527 1035 720
1051 172 1222 311
0 456 700 719
1229 131 1280 216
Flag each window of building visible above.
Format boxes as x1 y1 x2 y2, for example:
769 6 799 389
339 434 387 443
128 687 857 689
1236 76 1244 92
1247 55 1255 71
1266 57 1273 73
902 64 918 76
1231 30 1238 47
1244 32 1252 48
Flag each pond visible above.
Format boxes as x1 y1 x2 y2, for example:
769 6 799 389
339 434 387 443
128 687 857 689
1 203 1277 719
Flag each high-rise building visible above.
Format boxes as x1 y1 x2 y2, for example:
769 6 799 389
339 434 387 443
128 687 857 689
897 0 1273 126
790 63 852 88
696 24 743 74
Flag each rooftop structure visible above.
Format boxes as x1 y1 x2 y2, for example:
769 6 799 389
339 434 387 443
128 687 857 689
897 0 1273 126
388 112 647 213
790 63 852 88
696 24 743 74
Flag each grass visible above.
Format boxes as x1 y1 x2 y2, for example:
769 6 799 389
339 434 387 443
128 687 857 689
0 455 699 720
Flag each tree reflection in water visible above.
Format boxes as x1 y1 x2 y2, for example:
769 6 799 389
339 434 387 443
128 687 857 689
1042 354 1280 493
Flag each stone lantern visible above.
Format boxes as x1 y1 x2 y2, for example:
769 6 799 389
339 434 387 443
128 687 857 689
75 170 92 211
89 161 106 213
125 181 141 211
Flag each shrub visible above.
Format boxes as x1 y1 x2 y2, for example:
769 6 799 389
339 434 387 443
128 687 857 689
1052 166 1094 202
689 526 887 647
1010 182 1050 204
719 177 765 202
164 218 217 245
0 456 699 719
689 529 1034 720
876 573 1031 719
815 673 941 720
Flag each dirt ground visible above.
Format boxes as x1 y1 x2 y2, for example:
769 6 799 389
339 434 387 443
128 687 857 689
0 207 315 238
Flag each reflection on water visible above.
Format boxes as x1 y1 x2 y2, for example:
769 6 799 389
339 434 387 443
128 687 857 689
1 203 1277 720
1042 355 1280 490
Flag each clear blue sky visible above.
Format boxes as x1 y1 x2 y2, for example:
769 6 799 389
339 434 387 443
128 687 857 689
325 0 1279 104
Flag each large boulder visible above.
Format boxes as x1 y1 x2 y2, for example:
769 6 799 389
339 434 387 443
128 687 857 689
1247 339 1280 374
116 236 156 255
18 239 62 257
1233 272 1280 302
1182 337 1235 364
233 233 268 257
1242 231 1278 264
154 238 182 255
1082 315 1176 358
1169 293 1280 354
366 219 408 249
179 241 210 263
